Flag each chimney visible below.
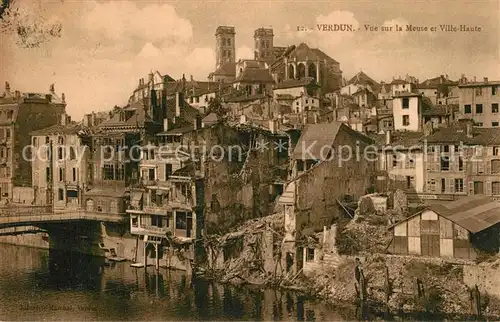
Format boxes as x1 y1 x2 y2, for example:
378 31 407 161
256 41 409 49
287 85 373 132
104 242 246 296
49 84 55 94
194 114 202 130
269 119 277 134
385 130 391 145
163 118 170 132
92 112 96 126
190 75 194 82
60 113 67 126
175 92 182 117
149 72 154 86
83 114 90 127
484 77 488 83
61 93 65 103
4 81 10 93
14 90 20 100
45 94 52 102
466 122 473 138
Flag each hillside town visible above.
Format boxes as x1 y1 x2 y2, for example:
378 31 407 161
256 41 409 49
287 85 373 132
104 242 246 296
2 25 500 318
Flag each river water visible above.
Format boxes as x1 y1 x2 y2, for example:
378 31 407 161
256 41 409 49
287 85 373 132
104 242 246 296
0 244 357 321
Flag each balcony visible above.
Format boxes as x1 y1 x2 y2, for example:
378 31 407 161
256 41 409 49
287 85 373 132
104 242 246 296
166 196 194 210
130 224 171 237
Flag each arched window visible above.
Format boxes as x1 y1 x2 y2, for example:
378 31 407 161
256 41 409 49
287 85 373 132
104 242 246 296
45 136 50 144
86 199 94 211
308 63 317 81
297 63 306 79
288 64 295 80
32 137 38 147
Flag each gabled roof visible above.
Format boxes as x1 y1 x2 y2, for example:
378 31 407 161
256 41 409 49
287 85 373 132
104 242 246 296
30 122 89 136
419 75 458 89
209 62 236 77
292 122 373 159
429 195 500 233
234 68 275 84
422 105 457 116
425 121 500 145
348 71 380 91
287 43 339 64
458 81 500 88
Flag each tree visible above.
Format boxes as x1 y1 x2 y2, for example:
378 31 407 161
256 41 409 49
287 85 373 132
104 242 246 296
1 0 62 48
207 97 229 122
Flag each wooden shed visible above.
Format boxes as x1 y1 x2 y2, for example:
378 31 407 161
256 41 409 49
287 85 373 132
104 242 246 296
388 195 500 260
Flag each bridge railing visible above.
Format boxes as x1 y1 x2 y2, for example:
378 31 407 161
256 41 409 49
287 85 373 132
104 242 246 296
0 205 53 217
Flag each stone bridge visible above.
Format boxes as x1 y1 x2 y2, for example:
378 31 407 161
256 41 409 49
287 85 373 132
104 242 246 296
0 205 125 230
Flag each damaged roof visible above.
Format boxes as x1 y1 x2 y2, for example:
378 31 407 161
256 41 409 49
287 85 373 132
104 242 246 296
430 195 500 233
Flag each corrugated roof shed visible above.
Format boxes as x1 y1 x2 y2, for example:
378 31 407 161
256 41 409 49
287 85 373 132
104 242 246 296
430 195 500 233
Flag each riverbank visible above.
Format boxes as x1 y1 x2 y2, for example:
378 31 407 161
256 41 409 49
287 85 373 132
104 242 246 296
198 211 500 320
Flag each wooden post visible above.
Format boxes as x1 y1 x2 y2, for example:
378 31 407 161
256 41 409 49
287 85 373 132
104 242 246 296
144 240 147 268
155 243 159 270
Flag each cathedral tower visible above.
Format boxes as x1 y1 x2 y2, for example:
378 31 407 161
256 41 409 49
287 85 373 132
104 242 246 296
254 28 274 61
215 26 236 70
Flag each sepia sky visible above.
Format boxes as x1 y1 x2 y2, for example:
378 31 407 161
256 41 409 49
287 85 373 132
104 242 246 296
1 0 499 119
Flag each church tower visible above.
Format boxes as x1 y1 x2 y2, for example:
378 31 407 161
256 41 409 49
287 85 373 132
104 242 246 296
254 28 274 61
215 26 236 70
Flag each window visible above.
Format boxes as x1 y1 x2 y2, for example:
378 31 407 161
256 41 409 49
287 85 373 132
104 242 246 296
402 115 410 126
72 168 76 181
494 147 500 156
148 168 155 181
165 164 172 180
151 215 163 228
476 104 483 114
475 87 482 96
493 87 498 95
492 103 499 113
176 212 187 230
131 216 138 228
492 160 500 174
59 168 64 182
46 167 51 182
58 188 64 201
103 164 114 180
440 157 449 171
441 178 446 193
427 179 436 192
7 111 13 119
443 145 450 153
477 122 483 127
227 38 231 46
45 136 50 144
6 129 10 139
464 104 471 114
455 179 464 192
86 199 94 211
454 145 459 153
58 136 64 145
116 165 124 181
459 157 464 171
306 248 314 262
402 98 409 109
493 122 499 127
297 160 304 172
492 182 500 195
406 176 415 189
57 147 64 160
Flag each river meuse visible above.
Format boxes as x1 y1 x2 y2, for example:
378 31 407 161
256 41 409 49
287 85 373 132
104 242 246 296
0 244 356 321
